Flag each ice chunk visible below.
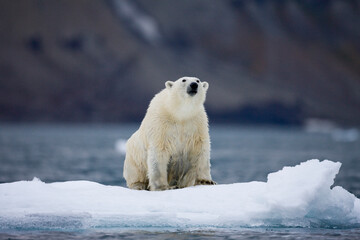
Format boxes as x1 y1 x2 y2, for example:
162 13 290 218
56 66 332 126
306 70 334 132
0 160 359 231
332 128 359 142
304 118 337 133
115 138 127 154
304 118 359 142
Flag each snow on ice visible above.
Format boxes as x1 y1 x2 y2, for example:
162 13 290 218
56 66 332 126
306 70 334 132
0 159 359 231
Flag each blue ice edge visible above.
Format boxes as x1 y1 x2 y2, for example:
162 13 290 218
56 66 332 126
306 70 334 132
0 159 359 231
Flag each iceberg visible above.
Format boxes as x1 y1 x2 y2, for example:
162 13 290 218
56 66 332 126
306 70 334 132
0 159 359 231
114 138 127 155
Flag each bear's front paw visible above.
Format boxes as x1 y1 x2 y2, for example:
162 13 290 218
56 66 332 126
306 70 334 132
129 182 149 190
150 184 170 191
196 179 217 185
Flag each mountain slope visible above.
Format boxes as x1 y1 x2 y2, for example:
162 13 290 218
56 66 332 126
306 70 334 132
0 0 359 125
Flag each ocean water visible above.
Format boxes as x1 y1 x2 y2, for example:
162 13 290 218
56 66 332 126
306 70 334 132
0 123 359 239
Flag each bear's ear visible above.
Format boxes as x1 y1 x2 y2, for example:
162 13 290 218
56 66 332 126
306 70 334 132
202 81 209 91
165 81 174 89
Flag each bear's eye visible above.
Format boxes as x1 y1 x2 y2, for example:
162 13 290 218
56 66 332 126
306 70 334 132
182 79 186 82
196 80 200 83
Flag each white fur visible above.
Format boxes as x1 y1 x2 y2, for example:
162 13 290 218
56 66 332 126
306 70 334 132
123 77 214 191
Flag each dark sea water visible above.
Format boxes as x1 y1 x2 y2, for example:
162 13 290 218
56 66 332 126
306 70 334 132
0 123 359 239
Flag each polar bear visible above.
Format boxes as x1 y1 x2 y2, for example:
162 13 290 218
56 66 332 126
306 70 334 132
123 77 215 191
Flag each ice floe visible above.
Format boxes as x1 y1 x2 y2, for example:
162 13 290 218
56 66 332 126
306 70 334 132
0 159 359 230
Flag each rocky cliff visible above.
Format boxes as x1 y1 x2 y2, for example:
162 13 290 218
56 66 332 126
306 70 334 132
0 0 359 125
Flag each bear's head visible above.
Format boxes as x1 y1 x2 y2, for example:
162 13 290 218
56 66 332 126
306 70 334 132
165 77 209 102
164 77 209 119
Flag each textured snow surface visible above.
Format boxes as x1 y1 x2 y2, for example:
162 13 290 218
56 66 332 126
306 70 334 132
0 159 359 230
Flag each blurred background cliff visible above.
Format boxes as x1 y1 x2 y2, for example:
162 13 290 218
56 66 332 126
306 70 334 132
0 0 360 126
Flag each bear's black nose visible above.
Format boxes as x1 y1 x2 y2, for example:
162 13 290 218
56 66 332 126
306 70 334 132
190 82 198 90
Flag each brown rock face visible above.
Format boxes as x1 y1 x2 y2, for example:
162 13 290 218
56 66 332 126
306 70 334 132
0 0 359 125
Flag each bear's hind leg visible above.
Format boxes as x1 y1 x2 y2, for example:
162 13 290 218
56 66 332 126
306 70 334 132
128 181 149 190
123 138 148 190
124 156 148 190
